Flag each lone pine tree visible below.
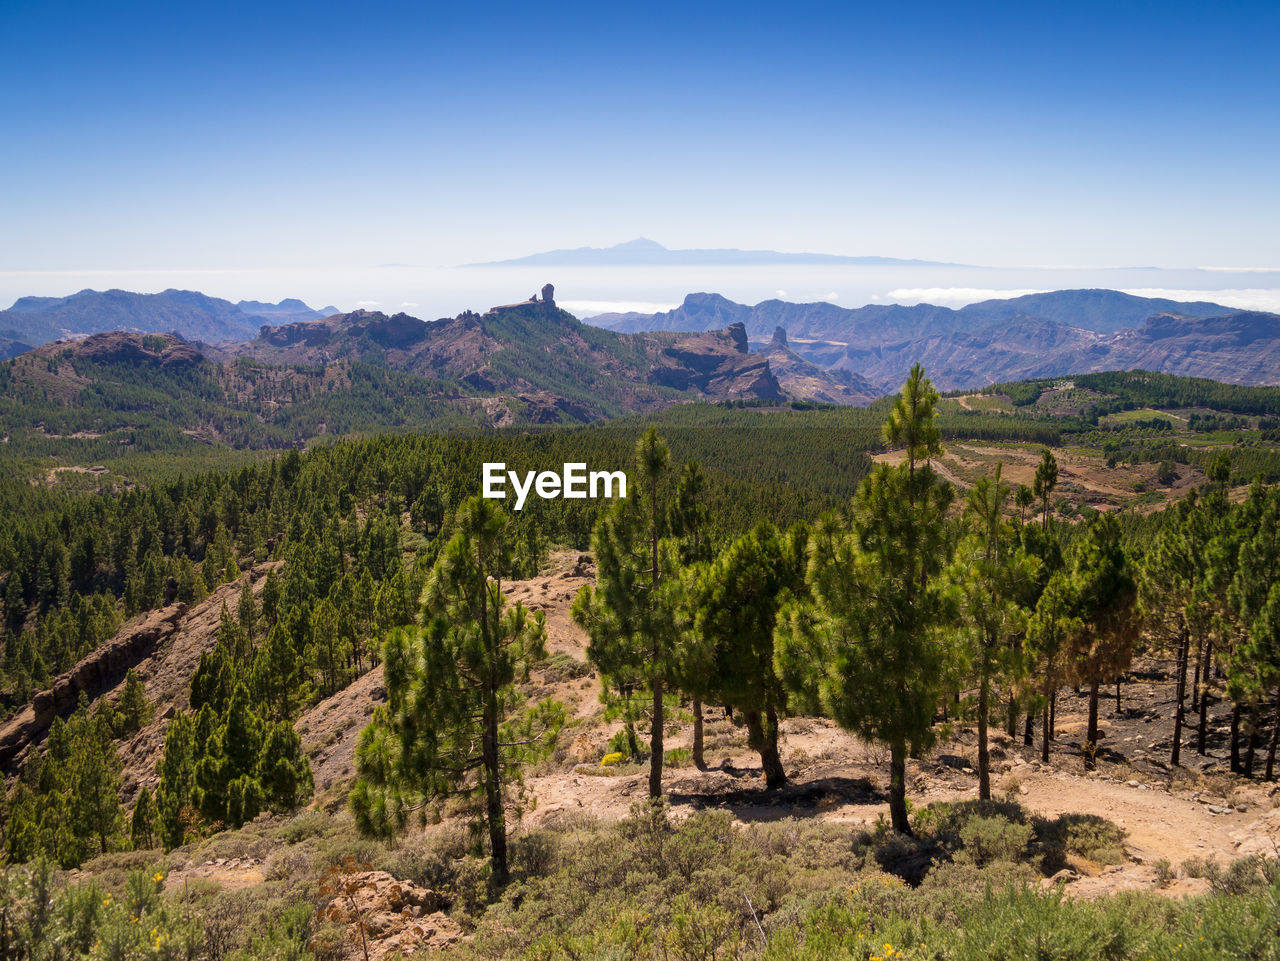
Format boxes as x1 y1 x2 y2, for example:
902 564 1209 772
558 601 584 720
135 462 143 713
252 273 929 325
777 364 953 833
352 496 563 884
573 427 677 799
949 464 1037 800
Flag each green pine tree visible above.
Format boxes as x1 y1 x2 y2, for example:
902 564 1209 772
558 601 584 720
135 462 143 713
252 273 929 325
351 496 564 885
573 427 677 799
777 365 954 833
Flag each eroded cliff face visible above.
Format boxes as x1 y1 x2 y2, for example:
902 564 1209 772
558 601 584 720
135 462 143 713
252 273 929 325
0 565 278 794
0 605 185 771
646 323 785 400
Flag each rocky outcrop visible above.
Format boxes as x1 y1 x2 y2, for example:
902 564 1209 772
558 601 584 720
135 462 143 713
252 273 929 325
489 281 558 315
0 603 186 770
41 331 204 370
760 331 883 405
316 871 461 958
348 312 429 350
649 326 785 400
259 319 336 348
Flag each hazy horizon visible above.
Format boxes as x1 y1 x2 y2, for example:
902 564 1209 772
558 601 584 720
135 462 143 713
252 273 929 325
5 258 1280 323
3 1 1278 285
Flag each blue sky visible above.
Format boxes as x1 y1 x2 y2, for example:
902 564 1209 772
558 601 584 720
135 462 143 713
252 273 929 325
2 0 1278 287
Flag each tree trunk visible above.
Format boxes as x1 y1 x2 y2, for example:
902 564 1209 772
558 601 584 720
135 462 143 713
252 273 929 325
762 706 786 788
1197 641 1211 756
1115 677 1122 715
1244 706 1259 778
1024 708 1034 747
483 688 507 885
1049 690 1057 740
1041 696 1050 763
1172 625 1189 767
1006 637 1021 739
1266 686 1280 782
1229 702 1241 774
1085 680 1100 771
745 708 787 788
978 673 991 800
692 697 706 770
889 741 911 834
1191 636 1202 711
647 468 663 801
649 678 664 798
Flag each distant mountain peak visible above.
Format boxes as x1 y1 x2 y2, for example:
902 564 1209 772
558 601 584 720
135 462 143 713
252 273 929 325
468 240 963 268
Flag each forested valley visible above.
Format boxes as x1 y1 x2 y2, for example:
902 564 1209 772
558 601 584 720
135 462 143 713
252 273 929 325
1 366 1279 959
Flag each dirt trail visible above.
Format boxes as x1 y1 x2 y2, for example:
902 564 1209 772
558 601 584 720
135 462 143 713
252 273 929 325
1014 767 1278 865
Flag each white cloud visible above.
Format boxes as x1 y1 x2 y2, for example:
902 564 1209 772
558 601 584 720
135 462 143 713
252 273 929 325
884 287 1047 307
1118 288 1280 312
355 299 380 308
399 301 419 309
822 291 839 302
775 289 788 298
562 299 680 317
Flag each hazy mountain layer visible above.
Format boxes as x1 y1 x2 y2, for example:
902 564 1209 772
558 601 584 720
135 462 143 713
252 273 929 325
589 290 1280 391
0 289 337 349
472 237 959 267
590 289 1235 342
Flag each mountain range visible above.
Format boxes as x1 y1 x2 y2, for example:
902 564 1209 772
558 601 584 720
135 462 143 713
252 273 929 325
0 295 796 458
7 285 1280 453
588 290 1280 391
590 289 1236 340
470 237 961 268
222 297 784 420
0 289 337 348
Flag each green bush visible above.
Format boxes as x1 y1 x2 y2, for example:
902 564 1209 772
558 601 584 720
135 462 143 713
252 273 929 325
954 816 1033 867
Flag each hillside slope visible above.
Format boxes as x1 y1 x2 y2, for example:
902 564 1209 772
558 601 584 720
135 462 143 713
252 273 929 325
230 296 788 417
